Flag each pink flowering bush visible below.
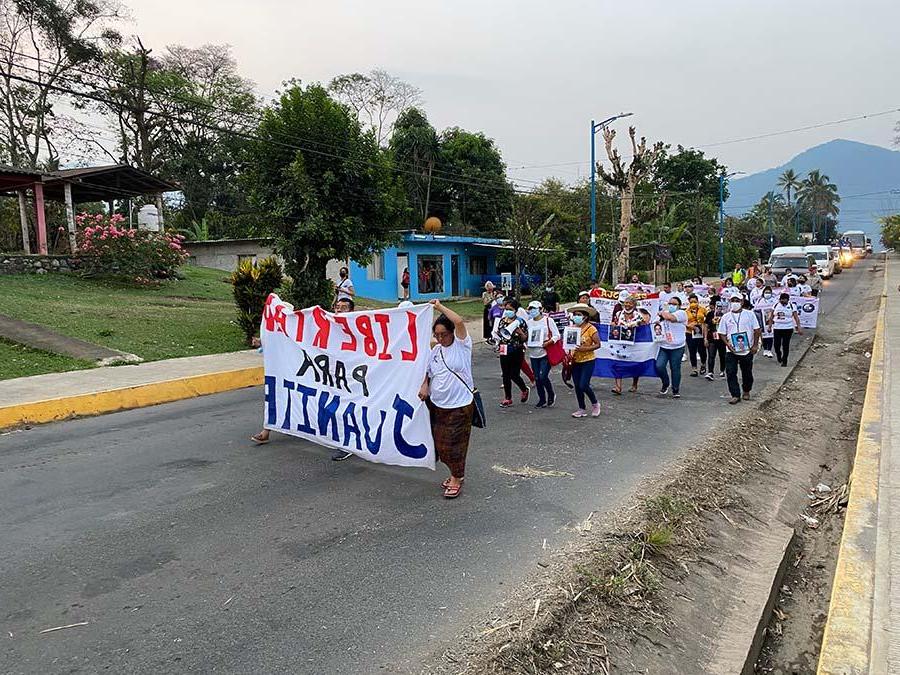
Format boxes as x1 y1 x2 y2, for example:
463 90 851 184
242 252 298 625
76 212 188 282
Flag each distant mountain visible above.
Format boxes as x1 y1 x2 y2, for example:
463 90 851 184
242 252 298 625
726 139 900 241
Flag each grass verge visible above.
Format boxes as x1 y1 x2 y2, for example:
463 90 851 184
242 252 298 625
0 266 246 363
0 338 93 381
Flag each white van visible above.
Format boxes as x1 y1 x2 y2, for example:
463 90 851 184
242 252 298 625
769 246 805 260
804 245 835 279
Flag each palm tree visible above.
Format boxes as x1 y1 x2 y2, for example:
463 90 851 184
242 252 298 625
777 168 801 207
798 170 840 241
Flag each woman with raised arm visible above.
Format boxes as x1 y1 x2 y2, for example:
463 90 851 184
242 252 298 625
419 300 475 499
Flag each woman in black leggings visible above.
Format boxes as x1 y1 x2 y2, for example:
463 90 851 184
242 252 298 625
704 298 726 379
494 299 530 407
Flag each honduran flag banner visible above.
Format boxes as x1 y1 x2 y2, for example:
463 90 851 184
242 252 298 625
592 323 660 379
260 294 436 469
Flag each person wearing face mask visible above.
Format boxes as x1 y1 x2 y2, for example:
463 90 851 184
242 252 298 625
717 296 761 404
753 286 777 358
785 276 801 298
567 305 601 418
655 296 688 397
684 294 707 377
806 267 823 294
493 299 529 407
772 292 803 366
334 266 355 306
525 300 560 408
796 274 813 297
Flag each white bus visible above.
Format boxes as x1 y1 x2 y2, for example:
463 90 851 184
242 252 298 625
841 230 868 258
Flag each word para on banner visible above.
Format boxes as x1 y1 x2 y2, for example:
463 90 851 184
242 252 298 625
261 295 435 469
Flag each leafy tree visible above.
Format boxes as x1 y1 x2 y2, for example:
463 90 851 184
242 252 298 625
388 107 444 224
504 198 556 297
777 168 801 207
0 0 122 167
242 82 403 308
880 214 900 249
435 127 513 235
798 170 840 243
328 69 422 146
653 146 725 203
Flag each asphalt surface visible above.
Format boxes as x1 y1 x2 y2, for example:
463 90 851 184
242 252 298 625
0 265 873 674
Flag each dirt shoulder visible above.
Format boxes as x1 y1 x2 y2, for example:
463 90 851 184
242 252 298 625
421 271 881 675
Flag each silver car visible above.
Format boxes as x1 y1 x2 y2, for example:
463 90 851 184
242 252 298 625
769 253 817 281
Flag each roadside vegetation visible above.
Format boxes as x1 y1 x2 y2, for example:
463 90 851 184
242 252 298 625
0 339 92 381
0 266 245 364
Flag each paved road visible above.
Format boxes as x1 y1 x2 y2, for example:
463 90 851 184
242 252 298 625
0 267 875 674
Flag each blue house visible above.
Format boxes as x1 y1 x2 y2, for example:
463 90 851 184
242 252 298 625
349 233 505 302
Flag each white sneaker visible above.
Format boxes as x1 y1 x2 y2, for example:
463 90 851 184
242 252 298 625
681 353 687 362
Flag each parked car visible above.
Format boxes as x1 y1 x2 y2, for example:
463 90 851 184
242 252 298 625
768 253 817 281
804 245 835 279
830 246 843 274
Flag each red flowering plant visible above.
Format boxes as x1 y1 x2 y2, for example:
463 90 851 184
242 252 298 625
76 212 188 282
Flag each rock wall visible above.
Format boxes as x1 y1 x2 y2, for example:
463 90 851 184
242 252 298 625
0 254 82 275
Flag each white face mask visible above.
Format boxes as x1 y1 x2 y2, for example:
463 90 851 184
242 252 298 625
731 302 742 312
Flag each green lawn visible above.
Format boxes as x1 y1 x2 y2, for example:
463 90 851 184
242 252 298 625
0 266 246 364
0 338 92 380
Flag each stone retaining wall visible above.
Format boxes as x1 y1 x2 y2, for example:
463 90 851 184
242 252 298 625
0 254 82 275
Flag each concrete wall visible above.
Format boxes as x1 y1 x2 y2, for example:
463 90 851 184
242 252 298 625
182 238 278 272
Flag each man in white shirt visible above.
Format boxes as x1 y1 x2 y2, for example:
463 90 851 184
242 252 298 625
657 282 676 311
717 297 761 405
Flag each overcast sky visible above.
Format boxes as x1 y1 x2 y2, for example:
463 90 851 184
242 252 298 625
122 0 899 186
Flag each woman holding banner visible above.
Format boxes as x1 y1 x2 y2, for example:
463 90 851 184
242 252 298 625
655 296 688 398
610 295 647 395
420 300 475 499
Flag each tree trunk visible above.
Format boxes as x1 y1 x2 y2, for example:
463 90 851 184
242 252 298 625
615 187 634 282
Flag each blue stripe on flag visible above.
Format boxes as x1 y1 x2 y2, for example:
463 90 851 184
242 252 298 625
591 323 660 379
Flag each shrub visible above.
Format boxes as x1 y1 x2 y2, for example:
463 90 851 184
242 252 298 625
668 266 698 284
230 256 284 343
76 212 188 282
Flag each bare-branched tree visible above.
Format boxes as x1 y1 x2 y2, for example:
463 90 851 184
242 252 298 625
329 69 422 146
597 126 664 281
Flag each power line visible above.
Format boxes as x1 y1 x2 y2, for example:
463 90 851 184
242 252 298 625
698 108 900 148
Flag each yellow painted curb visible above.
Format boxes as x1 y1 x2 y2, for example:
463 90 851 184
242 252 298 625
0 366 263 429
817 282 886 674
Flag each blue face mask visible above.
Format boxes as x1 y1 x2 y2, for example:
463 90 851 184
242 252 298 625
572 315 585 326
503 309 515 319
668 303 679 313
528 308 540 318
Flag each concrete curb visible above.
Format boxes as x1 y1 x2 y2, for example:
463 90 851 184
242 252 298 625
0 366 263 429
816 275 887 674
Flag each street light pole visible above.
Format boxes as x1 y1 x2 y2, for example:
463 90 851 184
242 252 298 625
767 191 774 255
590 112 633 282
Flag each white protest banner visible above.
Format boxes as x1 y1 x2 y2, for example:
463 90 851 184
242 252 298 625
796 297 819 329
261 294 435 469
590 288 659 325
615 283 657 294
753 298 776 338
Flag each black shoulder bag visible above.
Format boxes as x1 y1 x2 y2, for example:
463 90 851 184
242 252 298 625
438 350 486 429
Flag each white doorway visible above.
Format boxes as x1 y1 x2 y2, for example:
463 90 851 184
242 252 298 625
396 252 409 300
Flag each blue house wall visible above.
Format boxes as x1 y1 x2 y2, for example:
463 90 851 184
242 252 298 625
349 234 501 303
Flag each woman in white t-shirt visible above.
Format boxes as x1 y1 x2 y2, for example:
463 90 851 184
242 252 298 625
654 296 688 398
771 292 803 367
420 300 475 499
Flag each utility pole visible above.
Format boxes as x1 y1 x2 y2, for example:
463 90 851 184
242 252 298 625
767 191 774 256
718 170 744 276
